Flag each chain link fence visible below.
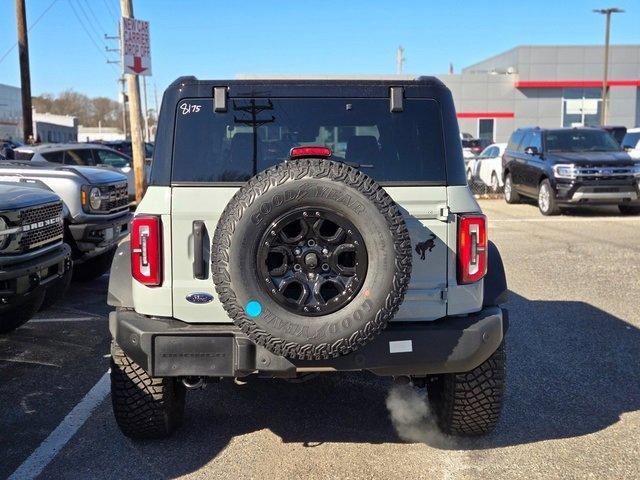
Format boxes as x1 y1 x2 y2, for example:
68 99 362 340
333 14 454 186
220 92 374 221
465 158 505 199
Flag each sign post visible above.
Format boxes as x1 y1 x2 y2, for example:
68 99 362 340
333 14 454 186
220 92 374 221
120 9 151 202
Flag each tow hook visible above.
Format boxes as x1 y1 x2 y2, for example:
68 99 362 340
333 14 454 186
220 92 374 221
182 377 205 390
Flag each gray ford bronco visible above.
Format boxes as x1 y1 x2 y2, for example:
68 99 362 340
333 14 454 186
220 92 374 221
0 160 131 281
0 182 71 333
108 77 508 439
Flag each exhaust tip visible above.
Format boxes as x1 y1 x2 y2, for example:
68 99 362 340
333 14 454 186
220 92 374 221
182 377 205 390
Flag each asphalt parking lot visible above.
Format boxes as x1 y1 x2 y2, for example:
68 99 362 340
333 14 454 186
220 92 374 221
1 199 639 480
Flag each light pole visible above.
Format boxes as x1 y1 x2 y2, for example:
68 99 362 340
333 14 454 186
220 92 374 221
593 7 624 125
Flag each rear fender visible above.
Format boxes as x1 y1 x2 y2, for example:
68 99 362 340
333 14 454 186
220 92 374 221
483 241 507 307
107 239 134 308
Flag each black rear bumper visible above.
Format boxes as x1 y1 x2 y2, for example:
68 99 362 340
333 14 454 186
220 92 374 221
110 307 506 378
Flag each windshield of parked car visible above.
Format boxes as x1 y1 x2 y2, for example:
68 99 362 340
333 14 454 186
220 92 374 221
172 97 445 184
95 149 130 168
545 130 622 153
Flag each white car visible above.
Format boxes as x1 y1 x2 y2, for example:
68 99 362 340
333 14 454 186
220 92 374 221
622 128 640 160
13 143 137 199
474 143 507 192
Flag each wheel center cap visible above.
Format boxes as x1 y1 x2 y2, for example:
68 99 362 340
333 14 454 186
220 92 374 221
304 252 319 269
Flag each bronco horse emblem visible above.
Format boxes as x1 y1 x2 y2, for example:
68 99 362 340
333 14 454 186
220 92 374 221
415 233 437 260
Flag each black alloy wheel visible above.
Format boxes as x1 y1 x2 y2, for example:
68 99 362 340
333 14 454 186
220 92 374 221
257 208 368 316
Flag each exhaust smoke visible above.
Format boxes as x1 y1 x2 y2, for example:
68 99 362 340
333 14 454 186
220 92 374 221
385 384 454 447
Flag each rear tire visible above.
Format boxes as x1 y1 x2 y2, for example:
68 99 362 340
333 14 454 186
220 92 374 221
73 249 115 282
428 341 506 436
110 342 186 439
538 179 560 216
0 288 46 334
618 204 640 215
503 174 520 204
490 172 500 193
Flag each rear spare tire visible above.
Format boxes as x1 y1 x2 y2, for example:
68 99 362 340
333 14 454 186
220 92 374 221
212 159 412 360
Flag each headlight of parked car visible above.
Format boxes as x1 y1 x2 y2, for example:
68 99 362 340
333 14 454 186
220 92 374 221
552 164 577 179
81 185 103 213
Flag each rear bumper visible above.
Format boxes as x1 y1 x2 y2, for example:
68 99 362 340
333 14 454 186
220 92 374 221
0 243 71 311
109 306 506 378
68 213 131 262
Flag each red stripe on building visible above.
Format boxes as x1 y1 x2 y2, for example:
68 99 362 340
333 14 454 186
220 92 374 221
516 80 640 88
456 112 515 119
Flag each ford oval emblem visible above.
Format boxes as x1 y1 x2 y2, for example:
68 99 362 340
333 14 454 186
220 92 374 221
186 292 214 304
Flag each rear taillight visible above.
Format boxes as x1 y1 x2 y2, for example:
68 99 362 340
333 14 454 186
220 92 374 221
290 146 332 159
131 215 162 286
457 214 487 284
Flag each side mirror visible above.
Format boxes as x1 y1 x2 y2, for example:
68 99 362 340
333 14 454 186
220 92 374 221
622 145 633 151
524 146 539 156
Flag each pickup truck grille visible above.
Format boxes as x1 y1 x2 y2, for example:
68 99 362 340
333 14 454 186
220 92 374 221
98 182 129 213
19 201 64 251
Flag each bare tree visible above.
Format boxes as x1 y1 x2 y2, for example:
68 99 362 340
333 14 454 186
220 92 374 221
32 90 123 129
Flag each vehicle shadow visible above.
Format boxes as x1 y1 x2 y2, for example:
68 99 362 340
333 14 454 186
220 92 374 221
472 291 640 449
516 198 628 217
115 289 640 477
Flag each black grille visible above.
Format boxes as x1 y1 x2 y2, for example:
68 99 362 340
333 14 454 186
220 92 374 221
99 182 129 213
19 201 64 251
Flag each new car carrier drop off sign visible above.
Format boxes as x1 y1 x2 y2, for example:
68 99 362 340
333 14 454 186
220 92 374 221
121 17 152 76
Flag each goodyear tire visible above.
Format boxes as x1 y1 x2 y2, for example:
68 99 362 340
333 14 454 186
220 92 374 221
212 159 411 360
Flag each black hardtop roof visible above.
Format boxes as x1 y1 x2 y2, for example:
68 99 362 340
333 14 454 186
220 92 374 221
166 75 448 98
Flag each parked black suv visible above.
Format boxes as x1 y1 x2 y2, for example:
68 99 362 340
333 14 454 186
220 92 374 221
502 127 640 215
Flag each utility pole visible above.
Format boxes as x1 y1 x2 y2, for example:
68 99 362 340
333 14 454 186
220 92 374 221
396 46 405 75
15 0 33 143
119 76 128 137
120 0 146 202
142 76 149 142
593 7 624 125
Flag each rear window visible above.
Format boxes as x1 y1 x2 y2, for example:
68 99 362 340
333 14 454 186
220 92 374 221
622 131 640 149
506 131 525 152
13 150 34 161
171 97 445 184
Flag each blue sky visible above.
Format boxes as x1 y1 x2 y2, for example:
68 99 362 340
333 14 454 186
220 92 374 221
0 0 638 105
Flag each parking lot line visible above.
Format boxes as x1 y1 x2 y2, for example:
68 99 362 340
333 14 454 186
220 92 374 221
30 316 103 323
8 372 110 480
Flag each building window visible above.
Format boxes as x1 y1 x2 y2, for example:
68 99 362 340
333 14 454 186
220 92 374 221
562 88 602 127
478 119 494 143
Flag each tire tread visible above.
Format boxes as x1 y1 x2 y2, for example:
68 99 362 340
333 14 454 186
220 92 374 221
211 159 412 360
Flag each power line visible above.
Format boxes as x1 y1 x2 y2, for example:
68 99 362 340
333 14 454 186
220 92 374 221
82 0 108 34
0 0 61 66
67 0 119 73
103 0 119 22
73 0 108 49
